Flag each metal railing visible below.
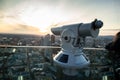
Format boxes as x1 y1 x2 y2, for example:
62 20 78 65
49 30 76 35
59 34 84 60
0 45 115 80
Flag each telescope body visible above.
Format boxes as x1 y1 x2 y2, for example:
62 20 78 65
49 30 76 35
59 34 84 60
51 19 103 76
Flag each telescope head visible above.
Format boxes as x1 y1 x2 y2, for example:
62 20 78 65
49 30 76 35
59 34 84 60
51 19 103 38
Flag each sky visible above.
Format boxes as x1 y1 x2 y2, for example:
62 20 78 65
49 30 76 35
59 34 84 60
0 0 120 35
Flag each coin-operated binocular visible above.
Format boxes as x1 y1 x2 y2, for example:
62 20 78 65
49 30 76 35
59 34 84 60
51 19 103 76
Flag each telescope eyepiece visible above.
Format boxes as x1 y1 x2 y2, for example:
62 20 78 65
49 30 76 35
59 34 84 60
95 20 103 28
92 19 103 30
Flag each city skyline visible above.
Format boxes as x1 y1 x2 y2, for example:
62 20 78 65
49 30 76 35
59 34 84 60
0 0 120 35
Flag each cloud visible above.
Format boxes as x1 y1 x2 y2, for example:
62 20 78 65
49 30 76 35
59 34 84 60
0 24 41 34
0 0 119 35
0 18 42 34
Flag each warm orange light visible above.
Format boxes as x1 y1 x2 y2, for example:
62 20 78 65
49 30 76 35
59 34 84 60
18 6 71 34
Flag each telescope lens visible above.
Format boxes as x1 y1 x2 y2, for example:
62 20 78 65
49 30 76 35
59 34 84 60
64 36 68 40
95 20 103 28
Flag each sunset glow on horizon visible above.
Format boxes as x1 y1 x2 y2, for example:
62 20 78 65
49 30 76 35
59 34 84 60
0 0 120 35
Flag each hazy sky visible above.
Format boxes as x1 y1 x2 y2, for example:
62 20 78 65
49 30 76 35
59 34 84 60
0 0 120 35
